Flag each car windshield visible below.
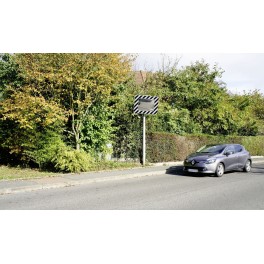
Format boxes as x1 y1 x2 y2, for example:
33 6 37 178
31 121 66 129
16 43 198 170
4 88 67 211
196 145 225 154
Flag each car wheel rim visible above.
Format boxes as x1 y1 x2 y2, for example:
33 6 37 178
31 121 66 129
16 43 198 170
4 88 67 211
217 164 224 176
246 161 251 171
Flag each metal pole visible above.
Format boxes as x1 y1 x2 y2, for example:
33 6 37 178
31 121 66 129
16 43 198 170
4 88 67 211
142 114 146 166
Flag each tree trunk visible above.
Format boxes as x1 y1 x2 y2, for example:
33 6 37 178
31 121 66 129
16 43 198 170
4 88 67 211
75 131 80 151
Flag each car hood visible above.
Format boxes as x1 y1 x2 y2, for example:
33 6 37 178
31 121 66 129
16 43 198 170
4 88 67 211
186 152 217 161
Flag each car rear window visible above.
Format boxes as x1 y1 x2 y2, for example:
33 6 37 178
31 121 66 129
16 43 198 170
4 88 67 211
234 145 243 153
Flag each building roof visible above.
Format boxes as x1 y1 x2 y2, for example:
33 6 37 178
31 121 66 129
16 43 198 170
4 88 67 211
134 71 152 85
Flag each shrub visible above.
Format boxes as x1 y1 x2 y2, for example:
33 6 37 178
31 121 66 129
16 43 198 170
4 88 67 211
27 133 67 170
146 133 189 162
146 132 264 163
53 149 94 173
28 133 94 173
146 132 178 162
241 136 264 156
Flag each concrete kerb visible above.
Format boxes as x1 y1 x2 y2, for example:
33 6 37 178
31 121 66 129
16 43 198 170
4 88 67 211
0 158 263 195
0 162 183 195
252 156 264 161
0 168 173 195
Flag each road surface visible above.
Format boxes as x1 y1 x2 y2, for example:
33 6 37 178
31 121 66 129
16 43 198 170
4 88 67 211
1 163 264 209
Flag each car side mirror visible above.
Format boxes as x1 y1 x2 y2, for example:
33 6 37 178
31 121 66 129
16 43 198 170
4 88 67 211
225 151 233 156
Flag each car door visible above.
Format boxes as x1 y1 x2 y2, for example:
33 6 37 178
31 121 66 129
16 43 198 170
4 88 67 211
235 144 248 169
223 145 238 171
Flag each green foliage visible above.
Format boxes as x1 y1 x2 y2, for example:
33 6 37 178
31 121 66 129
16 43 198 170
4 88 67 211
146 132 179 162
165 60 226 111
22 131 94 173
112 60 264 161
1 54 264 169
112 114 142 161
81 102 114 156
0 89 66 164
27 132 67 170
0 53 135 169
133 60 262 137
249 92 264 120
146 132 264 163
246 91 264 135
89 160 140 171
147 106 202 134
111 76 144 161
241 136 264 156
0 89 66 131
53 149 94 173
164 61 250 135
0 53 23 94
0 166 58 181
13 53 134 151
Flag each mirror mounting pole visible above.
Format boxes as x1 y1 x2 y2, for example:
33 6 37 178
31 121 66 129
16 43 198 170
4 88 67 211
142 114 146 166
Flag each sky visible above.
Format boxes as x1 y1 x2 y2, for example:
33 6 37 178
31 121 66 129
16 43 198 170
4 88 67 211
135 53 264 95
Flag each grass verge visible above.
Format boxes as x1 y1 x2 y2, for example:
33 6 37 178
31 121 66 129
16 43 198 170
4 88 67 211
0 161 142 181
0 166 58 181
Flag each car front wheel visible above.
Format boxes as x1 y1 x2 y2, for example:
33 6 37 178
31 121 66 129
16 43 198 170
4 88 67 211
215 163 224 177
243 160 251 172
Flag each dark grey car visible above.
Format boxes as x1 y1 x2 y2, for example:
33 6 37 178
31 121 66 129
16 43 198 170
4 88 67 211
183 144 252 177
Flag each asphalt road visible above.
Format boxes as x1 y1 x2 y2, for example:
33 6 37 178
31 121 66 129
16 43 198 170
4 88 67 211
1 163 264 209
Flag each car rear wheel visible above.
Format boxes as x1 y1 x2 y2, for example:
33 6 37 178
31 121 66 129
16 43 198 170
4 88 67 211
215 163 224 177
243 160 251 172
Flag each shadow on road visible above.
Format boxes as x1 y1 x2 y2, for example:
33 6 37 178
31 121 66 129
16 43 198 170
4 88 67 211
165 165 264 177
251 165 264 174
165 166 208 177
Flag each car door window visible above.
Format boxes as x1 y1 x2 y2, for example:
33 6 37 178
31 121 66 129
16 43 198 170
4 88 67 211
225 146 235 155
234 145 243 153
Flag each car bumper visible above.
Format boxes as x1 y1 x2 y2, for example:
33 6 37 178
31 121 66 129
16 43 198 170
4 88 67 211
183 163 217 174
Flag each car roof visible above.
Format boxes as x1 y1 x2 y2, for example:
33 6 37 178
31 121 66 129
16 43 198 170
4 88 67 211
206 144 242 147
206 144 227 147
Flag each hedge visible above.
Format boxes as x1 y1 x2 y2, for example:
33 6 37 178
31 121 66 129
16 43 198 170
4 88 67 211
146 132 264 163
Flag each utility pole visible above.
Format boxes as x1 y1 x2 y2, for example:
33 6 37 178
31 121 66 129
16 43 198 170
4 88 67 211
142 114 146 166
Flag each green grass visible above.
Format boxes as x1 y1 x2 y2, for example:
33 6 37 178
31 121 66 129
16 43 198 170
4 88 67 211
0 161 142 181
0 166 59 181
90 161 142 171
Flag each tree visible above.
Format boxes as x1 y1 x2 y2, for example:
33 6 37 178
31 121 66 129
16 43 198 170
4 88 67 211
248 91 264 120
129 59 262 136
165 60 226 110
237 91 264 135
0 88 66 163
0 53 23 99
13 53 134 151
111 76 143 160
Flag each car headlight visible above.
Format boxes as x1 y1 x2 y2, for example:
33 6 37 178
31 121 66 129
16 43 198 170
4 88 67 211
205 159 216 164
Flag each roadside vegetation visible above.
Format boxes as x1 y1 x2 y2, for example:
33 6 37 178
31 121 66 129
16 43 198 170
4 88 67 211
0 161 141 181
0 53 263 176
0 166 58 181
